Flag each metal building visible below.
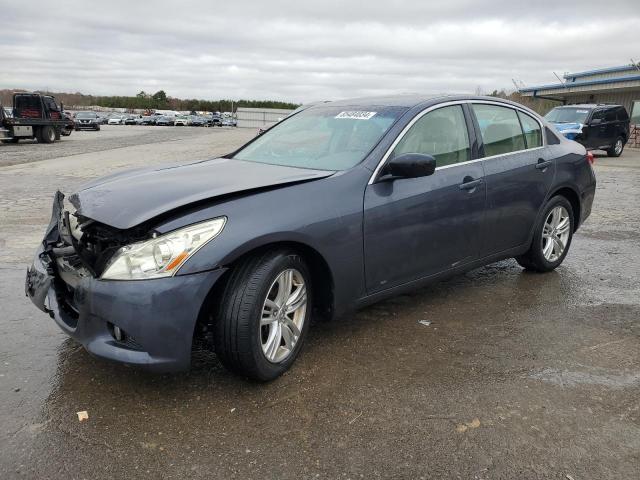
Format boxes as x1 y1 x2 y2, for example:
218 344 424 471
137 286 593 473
236 107 295 129
520 63 640 147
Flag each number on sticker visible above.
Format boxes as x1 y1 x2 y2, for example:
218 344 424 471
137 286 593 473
335 111 377 120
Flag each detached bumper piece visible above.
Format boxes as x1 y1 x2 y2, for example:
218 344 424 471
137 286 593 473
25 192 226 372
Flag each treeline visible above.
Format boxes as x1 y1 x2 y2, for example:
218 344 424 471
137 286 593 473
1 88 556 115
0 89 300 112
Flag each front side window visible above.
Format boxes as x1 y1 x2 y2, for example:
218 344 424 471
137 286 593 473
233 106 406 171
517 111 543 149
390 105 470 167
472 104 526 157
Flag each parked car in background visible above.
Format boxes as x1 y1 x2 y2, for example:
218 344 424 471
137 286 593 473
544 104 630 157
25 95 596 381
141 116 157 126
221 117 237 127
189 116 206 127
174 115 191 126
74 111 101 131
125 115 141 125
108 115 126 125
155 115 175 126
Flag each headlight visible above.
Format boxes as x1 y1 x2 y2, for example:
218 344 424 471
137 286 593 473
101 217 226 280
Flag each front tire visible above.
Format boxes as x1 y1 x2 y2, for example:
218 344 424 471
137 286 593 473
516 196 574 272
213 250 312 381
607 136 624 157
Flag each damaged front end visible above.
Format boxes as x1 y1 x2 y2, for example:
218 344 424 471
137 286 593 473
25 191 147 317
24 191 227 372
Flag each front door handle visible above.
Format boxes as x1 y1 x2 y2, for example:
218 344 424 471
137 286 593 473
535 159 552 170
459 177 483 191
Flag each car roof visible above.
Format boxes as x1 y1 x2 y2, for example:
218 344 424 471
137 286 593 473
553 104 621 109
314 94 538 112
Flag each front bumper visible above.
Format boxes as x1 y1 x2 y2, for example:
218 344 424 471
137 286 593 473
76 123 98 129
25 194 226 372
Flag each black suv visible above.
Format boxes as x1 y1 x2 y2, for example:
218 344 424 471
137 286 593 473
544 104 630 157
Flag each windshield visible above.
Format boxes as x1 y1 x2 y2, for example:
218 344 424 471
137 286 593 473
233 105 407 170
545 107 590 124
76 112 96 119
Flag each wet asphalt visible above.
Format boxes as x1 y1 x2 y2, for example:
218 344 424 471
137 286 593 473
1 127 639 479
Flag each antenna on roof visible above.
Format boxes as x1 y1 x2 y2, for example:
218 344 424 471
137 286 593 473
631 58 640 71
511 79 521 93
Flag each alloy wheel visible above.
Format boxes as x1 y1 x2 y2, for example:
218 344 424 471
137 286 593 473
541 206 570 262
260 269 307 363
615 139 623 155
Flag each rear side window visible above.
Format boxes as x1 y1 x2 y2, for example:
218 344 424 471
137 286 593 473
517 111 543 148
391 105 470 167
472 104 526 157
604 108 616 122
616 107 629 121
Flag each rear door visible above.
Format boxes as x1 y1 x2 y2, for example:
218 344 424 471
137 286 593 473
470 103 553 256
363 103 486 293
586 108 607 149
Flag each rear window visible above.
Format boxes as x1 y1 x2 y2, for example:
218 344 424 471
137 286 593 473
517 111 543 149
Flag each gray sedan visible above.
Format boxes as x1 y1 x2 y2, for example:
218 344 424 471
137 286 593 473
25 95 595 380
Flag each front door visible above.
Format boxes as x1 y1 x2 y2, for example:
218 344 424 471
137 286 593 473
363 104 486 294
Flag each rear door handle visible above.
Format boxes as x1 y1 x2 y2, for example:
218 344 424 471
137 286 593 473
535 159 552 170
459 177 483 190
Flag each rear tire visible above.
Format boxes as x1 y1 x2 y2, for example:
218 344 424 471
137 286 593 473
516 196 574 272
213 250 312 381
607 136 624 157
39 126 55 143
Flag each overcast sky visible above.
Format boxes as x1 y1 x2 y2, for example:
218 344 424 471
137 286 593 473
1 0 639 103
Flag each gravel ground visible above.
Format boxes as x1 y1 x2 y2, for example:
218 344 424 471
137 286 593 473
0 128 639 479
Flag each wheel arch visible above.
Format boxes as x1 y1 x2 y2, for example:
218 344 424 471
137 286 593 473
549 186 581 231
193 240 335 350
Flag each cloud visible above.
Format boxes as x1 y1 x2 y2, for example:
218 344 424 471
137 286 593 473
1 0 639 102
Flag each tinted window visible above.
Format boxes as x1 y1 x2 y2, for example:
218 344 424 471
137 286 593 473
616 107 629 121
472 104 526 156
517 111 542 148
544 107 590 124
234 106 406 171
390 105 470 167
604 108 616 122
591 109 605 121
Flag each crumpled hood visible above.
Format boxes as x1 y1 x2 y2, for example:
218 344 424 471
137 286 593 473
69 158 334 229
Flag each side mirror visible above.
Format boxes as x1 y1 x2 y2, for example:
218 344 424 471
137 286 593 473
381 153 436 181
589 118 602 126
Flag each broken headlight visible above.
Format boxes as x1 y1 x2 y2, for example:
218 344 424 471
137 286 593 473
101 217 226 280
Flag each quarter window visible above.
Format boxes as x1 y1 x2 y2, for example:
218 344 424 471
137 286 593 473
517 111 543 149
390 105 470 167
472 104 526 157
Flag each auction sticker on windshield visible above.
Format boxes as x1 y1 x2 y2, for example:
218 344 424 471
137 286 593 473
335 111 377 120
